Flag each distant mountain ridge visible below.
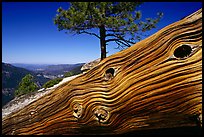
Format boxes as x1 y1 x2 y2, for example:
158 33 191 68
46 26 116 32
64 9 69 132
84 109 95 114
12 63 85 76
11 63 49 71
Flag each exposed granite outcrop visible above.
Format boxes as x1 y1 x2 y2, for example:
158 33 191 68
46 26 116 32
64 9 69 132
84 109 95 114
81 58 101 73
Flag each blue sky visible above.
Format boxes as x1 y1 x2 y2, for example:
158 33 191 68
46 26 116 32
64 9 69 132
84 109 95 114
2 2 202 64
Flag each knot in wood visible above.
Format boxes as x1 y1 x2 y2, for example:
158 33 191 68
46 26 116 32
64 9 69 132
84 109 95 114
174 44 192 59
73 103 83 118
104 68 115 81
94 107 109 123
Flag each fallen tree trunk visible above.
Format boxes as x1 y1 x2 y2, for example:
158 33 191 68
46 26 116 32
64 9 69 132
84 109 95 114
2 8 202 135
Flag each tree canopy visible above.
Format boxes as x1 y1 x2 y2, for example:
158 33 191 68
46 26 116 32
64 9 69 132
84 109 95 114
54 2 163 60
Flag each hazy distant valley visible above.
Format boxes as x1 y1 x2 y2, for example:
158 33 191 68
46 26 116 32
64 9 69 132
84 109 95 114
2 62 84 107
12 63 84 79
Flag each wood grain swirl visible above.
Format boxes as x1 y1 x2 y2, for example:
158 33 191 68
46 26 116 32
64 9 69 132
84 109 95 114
2 8 202 135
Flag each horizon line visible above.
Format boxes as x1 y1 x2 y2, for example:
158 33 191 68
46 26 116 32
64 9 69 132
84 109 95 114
2 61 86 65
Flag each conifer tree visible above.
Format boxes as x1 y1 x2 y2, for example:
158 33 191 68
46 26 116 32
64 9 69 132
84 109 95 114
15 74 38 97
54 2 163 60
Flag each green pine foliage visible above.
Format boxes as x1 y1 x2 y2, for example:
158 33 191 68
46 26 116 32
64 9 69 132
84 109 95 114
54 2 163 59
42 78 63 89
15 74 38 97
64 71 75 77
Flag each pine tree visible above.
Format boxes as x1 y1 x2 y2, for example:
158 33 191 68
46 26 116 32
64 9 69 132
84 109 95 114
54 2 163 60
15 74 38 97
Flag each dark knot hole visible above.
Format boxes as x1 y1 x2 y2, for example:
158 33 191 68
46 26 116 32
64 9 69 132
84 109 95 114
104 68 115 81
106 68 114 75
95 113 106 121
174 45 192 58
74 109 78 113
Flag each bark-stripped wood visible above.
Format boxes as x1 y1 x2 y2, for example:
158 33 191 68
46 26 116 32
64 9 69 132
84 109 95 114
2 8 202 135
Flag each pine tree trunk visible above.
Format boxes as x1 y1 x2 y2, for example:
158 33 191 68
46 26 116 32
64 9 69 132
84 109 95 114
99 25 106 60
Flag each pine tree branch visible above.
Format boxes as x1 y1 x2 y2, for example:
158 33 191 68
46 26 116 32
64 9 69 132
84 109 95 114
105 38 120 43
115 41 127 50
106 34 135 45
115 40 131 48
106 37 132 48
106 33 123 37
78 30 100 39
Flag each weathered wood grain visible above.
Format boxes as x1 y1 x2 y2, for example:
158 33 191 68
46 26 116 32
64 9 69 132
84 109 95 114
2 8 202 135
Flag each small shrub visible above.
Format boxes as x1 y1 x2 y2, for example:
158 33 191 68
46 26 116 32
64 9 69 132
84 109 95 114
64 71 75 77
42 78 63 89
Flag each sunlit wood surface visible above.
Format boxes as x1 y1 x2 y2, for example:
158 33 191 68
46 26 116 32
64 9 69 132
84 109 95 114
2 8 202 135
